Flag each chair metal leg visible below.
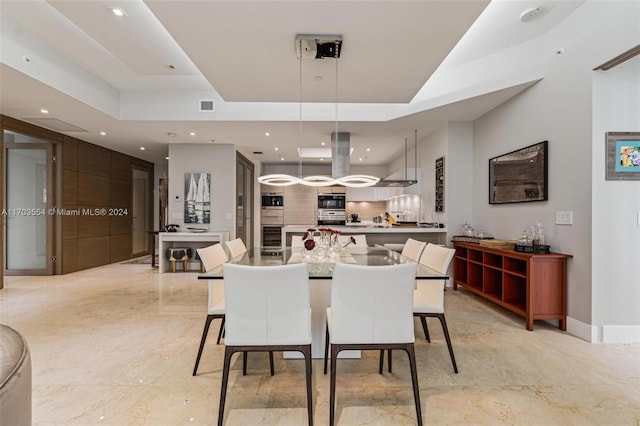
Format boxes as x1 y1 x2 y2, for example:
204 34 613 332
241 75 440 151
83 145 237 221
193 315 216 376
419 315 431 342
329 344 341 426
323 322 330 374
242 351 248 376
216 317 225 344
388 349 392 373
222 345 312 425
217 346 234 426
435 313 458 373
269 351 275 376
302 344 314 426
378 350 384 374
405 343 423 426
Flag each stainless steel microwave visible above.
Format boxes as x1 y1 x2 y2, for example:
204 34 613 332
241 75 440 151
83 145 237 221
317 193 345 210
261 193 283 209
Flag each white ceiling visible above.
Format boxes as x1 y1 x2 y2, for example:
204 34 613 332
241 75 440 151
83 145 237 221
0 0 585 166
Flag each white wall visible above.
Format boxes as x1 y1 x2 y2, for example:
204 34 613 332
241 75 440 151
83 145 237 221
168 144 236 238
472 0 640 340
592 55 640 342
386 122 472 243
445 122 474 243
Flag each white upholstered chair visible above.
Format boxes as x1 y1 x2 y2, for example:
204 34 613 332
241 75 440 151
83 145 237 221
401 238 427 261
192 243 229 376
218 263 313 426
337 234 367 247
414 243 458 373
323 262 422 426
225 238 247 259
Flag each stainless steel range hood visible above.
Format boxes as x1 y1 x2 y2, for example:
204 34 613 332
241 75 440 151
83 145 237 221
373 179 418 187
331 131 418 187
373 131 419 187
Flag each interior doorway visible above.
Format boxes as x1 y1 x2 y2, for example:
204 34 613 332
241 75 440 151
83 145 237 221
236 152 254 257
3 131 56 275
132 165 152 257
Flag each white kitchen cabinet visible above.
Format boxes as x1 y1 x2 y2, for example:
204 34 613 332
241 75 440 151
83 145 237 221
346 187 374 201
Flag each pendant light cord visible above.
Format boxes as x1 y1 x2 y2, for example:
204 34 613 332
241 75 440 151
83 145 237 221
298 38 303 179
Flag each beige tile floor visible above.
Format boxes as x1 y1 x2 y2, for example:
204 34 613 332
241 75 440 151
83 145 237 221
1 261 639 425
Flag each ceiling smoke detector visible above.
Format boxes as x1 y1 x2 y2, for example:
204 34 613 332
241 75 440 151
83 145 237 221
520 6 543 23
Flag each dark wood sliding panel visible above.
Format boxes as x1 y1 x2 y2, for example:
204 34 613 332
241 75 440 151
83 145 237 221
61 137 152 273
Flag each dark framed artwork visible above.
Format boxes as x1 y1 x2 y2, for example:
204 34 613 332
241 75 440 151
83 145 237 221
489 141 548 204
605 132 640 180
435 157 444 212
184 172 211 224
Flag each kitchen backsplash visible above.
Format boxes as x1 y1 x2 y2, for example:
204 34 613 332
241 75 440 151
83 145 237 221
346 201 386 222
386 195 421 222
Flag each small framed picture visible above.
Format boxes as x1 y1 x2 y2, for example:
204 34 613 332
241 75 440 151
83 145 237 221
605 132 640 180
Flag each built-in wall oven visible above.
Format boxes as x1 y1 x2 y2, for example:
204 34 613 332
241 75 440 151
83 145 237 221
317 209 346 226
317 193 346 210
317 193 346 225
261 193 283 209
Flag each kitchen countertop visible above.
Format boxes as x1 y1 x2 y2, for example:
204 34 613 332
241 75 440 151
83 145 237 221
283 224 446 233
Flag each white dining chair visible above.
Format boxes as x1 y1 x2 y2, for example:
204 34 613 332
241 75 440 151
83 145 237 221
218 262 313 426
337 234 367 247
192 243 228 376
414 243 458 373
401 238 427 261
225 238 247 259
323 262 422 426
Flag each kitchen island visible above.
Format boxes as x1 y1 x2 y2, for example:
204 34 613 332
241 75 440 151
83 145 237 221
282 223 447 248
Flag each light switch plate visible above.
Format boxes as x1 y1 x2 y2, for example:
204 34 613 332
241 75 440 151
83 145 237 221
556 211 573 225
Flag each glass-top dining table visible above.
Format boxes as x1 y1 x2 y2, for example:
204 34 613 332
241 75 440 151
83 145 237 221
198 246 449 280
198 246 448 358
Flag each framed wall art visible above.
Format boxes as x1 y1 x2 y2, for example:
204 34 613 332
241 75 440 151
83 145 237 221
435 157 444 212
489 141 548 204
184 172 211 224
605 132 640 180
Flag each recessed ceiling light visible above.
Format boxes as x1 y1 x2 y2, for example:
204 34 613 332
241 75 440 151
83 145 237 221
265 132 270 137
100 131 106 136
274 147 279 151
111 7 126 17
165 156 170 160
40 109 49 114
320 158 324 161
366 148 371 152
190 132 195 136
358 158 363 161
280 157 285 161
321 142 326 146
140 147 145 151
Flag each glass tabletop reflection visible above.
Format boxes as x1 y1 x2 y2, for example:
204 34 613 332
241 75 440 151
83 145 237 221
198 247 448 280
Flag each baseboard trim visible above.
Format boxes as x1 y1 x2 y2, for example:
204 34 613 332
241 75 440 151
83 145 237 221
566 317 640 343
566 316 598 342
602 325 640 343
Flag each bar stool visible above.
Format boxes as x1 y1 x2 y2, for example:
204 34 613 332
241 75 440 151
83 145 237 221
165 247 192 272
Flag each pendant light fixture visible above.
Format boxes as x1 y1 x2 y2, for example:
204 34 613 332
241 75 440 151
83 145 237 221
258 35 379 188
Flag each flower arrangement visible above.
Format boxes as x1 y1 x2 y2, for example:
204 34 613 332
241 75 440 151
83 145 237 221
301 228 356 251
